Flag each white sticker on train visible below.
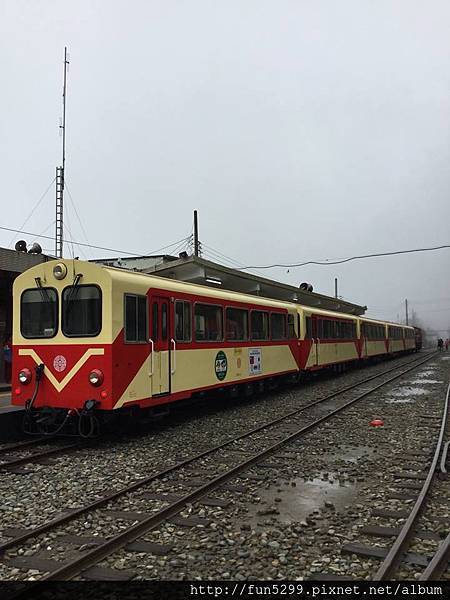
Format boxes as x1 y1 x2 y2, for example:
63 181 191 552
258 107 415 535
249 348 262 375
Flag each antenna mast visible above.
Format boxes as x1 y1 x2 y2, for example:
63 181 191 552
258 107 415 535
55 47 69 258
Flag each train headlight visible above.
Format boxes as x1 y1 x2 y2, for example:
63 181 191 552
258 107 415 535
18 368 32 384
53 263 67 280
88 369 104 386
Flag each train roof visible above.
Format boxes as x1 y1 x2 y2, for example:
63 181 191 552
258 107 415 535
14 259 411 331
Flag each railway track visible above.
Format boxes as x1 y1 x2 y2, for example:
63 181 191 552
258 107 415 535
0 438 88 472
371 381 450 581
0 351 437 583
0 353 433 473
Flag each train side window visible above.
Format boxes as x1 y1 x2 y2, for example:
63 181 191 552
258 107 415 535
317 319 323 339
271 313 286 340
226 307 248 341
152 302 158 340
125 295 147 342
288 314 296 338
195 303 223 341
175 301 192 342
251 311 269 341
161 303 168 340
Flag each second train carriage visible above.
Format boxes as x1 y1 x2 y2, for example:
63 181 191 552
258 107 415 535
12 259 418 435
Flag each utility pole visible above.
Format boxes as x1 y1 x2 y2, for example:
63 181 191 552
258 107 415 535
55 47 69 258
193 210 199 257
334 277 338 299
405 298 409 325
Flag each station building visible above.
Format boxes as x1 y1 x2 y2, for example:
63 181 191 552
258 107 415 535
0 247 52 383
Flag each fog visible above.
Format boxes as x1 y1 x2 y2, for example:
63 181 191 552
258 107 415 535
1 0 449 336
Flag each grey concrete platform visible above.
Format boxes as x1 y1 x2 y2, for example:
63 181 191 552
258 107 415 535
0 392 24 441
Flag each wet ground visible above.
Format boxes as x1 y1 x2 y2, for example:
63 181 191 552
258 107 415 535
245 474 359 526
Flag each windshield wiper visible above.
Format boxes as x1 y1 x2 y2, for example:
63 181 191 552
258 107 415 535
64 273 83 323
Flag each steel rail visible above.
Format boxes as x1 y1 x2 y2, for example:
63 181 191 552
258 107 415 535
440 440 449 475
0 352 434 557
420 533 450 580
0 437 49 455
34 354 437 581
374 381 450 580
0 442 84 470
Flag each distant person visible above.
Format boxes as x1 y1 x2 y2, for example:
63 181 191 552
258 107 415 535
438 338 444 351
3 337 11 383
446 339 449 352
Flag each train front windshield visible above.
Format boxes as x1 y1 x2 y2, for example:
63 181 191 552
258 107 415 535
62 285 102 337
21 288 58 338
20 284 102 339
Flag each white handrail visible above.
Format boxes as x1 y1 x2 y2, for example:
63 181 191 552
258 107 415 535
148 338 154 376
171 338 176 374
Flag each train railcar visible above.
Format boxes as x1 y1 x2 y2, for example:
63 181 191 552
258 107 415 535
414 327 423 351
13 259 301 435
404 326 416 353
12 259 417 436
297 306 359 371
359 317 388 358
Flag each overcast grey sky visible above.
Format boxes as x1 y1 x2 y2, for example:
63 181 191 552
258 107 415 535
1 1 449 333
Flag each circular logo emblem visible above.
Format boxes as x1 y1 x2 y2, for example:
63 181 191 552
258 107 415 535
53 355 67 372
215 351 227 381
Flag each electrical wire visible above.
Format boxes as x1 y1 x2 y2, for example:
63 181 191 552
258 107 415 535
8 177 56 247
65 181 91 248
0 224 189 258
239 244 450 270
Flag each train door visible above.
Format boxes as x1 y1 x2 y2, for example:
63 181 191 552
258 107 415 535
149 295 171 395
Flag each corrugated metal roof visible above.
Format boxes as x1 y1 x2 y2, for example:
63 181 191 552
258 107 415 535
146 256 368 316
0 247 51 273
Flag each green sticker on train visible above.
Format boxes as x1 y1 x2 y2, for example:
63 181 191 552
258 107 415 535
215 351 227 381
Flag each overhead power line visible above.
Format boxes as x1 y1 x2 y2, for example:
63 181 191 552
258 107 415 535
0 224 190 258
8 177 56 246
239 244 450 270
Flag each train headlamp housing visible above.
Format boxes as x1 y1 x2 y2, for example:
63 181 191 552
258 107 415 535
53 263 67 280
88 369 104 387
84 399 97 411
18 368 32 384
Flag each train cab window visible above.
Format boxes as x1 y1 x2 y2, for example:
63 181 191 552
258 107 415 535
288 314 296 338
62 285 101 337
175 301 192 342
194 304 223 341
271 313 286 340
226 307 248 341
125 295 147 342
305 316 312 339
251 311 269 341
21 288 58 338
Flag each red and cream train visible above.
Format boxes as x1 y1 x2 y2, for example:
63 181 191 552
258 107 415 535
12 259 420 435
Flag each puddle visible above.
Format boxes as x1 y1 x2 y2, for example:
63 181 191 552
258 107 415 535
246 475 358 525
324 445 375 464
441 357 450 360
410 379 443 385
418 369 438 377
